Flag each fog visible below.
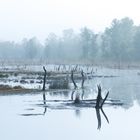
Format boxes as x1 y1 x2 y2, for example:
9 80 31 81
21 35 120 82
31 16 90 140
0 0 140 42
0 17 140 64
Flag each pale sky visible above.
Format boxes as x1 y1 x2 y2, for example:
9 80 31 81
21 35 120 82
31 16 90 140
0 0 140 43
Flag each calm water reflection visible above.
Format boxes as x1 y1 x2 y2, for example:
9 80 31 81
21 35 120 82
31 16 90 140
0 91 140 140
1 68 140 140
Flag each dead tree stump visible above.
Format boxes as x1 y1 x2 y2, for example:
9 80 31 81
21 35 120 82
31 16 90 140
95 85 109 108
42 66 47 91
71 70 77 89
81 70 85 88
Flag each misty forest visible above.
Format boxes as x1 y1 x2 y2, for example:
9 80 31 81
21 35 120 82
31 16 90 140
1 16 140 140
1 17 140 65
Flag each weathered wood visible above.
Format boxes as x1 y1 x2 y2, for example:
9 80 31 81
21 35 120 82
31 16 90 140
101 91 109 107
42 66 47 91
95 85 102 108
81 70 85 88
71 70 77 89
71 90 75 100
74 93 81 104
95 85 109 108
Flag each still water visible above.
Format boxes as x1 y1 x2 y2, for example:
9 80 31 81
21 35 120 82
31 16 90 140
0 68 140 140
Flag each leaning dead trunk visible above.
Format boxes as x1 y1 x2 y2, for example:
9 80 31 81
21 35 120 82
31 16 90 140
81 70 85 88
101 91 109 108
71 70 77 89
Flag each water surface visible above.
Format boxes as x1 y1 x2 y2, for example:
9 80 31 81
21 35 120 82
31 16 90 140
0 68 140 140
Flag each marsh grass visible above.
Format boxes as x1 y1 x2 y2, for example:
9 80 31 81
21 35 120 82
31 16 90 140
49 79 69 89
0 73 9 78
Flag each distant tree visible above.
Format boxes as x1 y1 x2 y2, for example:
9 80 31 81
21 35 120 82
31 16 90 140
44 33 59 61
1 17 140 64
88 33 98 61
80 27 97 60
61 29 81 61
133 26 140 60
22 37 39 59
101 17 134 62
0 41 17 59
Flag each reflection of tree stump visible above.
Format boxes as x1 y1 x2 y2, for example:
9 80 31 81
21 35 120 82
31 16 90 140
95 85 109 130
95 107 109 130
43 92 47 115
95 108 101 129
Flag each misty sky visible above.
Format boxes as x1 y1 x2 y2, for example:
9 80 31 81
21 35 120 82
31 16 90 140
0 0 140 43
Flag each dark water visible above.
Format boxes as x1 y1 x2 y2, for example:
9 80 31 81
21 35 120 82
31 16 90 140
0 68 140 140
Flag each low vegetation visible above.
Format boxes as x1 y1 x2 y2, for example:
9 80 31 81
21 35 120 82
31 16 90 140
0 84 24 90
0 73 9 78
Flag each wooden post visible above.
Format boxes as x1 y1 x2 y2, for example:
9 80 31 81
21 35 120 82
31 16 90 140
42 66 47 91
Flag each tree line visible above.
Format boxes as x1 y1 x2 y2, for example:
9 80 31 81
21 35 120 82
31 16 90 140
0 17 140 64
